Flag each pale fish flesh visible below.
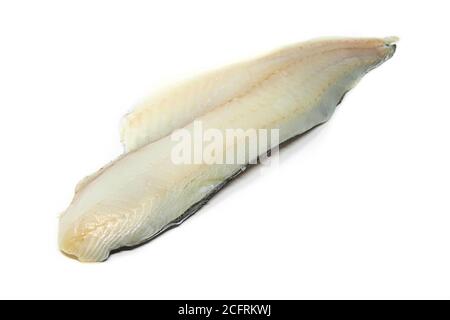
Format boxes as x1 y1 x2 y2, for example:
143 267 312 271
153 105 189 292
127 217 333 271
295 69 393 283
59 37 398 262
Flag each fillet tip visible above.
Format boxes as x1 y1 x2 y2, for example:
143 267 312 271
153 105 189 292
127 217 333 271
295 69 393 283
383 36 400 45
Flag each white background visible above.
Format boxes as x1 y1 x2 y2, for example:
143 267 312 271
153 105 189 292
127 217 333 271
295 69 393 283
0 0 449 299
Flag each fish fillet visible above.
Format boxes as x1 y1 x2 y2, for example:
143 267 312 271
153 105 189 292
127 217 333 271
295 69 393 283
59 37 397 262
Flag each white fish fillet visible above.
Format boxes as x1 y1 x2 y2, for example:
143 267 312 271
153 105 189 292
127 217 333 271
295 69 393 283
59 37 397 262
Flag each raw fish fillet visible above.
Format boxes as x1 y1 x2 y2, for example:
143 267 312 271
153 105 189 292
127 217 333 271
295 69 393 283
59 37 397 262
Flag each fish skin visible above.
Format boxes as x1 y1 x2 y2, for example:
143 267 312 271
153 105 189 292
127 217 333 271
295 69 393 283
59 37 397 262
